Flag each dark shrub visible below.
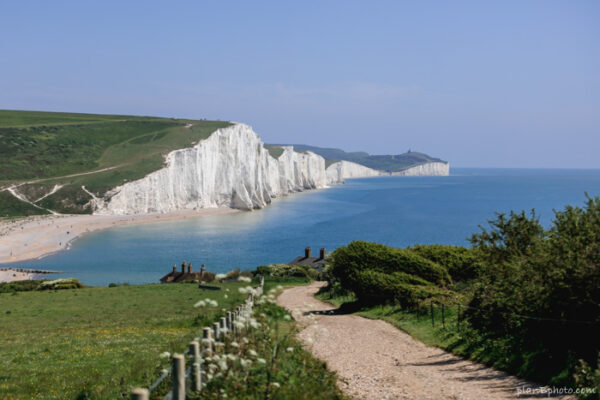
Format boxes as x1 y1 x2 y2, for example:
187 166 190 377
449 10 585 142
330 241 451 306
411 244 483 282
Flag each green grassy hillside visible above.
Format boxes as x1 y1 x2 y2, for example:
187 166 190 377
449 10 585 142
0 110 230 216
275 143 446 172
0 278 347 400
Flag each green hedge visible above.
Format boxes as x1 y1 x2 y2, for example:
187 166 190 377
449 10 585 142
330 241 451 305
411 244 483 282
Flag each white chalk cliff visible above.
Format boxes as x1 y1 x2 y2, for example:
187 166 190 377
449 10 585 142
94 123 449 215
96 124 332 215
326 161 381 184
392 162 450 176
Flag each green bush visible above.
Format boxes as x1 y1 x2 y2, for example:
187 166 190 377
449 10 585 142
352 269 451 307
465 196 600 388
329 241 451 306
37 278 85 290
411 244 483 282
255 264 319 280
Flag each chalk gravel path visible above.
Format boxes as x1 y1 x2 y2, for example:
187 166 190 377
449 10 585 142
277 282 574 400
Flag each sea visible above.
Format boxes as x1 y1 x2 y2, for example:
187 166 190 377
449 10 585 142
8 168 600 286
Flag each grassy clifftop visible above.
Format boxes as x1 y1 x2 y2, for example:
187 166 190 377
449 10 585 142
0 110 230 216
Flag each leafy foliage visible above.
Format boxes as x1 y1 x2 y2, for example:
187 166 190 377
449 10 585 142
466 196 600 387
255 264 320 280
411 244 483 282
329 241 451 305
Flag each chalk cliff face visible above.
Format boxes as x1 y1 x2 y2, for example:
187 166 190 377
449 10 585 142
392 162 450 176
326 161 381 184
96 124 329 215
95 124 450 215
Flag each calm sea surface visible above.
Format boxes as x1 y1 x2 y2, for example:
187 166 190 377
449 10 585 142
9 168 600 286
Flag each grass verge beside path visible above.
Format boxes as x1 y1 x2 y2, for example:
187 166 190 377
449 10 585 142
192 277 348 400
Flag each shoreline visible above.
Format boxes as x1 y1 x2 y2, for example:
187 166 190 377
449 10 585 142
0 208 238 265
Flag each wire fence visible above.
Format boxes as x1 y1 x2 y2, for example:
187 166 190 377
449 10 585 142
130 276 264 400
421 298 600 331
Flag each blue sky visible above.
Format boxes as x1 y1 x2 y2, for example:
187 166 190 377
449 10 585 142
1 1 598 168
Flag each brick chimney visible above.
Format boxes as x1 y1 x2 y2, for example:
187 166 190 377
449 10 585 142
172 264 177 274
188 263 192 273
181 261 186 273
305 247 311 258
320 248 326 259
201 264 206 277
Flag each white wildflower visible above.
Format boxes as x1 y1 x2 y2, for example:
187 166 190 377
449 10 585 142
194 300 206 308
215 273 226 281
250 320 261 329
248 349 258 357
283 315 292 321
286 347 294 352
224 294 228 299
240 358 251 368
242 337 249 344
233 321 244 329
257 358 266 364
272 382 280 388
159 352 171 359
230 341 239 348
218 359 228 371
237 276 251 282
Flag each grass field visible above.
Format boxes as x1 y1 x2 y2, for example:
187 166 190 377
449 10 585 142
0 110 231 216
0 277 347 399
0 282 247 399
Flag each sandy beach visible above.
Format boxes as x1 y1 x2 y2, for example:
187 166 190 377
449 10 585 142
0 208 238 266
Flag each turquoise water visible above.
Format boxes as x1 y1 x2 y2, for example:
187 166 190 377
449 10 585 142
8 168 600 286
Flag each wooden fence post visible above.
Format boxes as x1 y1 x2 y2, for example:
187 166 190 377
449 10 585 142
172 354 185 400
227 311 232 332
130 388 149 400
430 302 434 328
193 362 201 391
220 317 227 336
213 321 220 342
202 327 213 357
189 341 201 392
442 303 445 328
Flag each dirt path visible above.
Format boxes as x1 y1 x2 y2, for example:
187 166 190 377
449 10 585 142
277 282 574 400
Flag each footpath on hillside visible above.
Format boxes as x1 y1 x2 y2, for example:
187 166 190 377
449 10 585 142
277 282 575 400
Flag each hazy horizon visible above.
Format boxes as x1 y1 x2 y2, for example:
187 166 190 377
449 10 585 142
1 1 598 168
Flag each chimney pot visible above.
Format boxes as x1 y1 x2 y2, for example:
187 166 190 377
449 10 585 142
181 261 186 273
320 248 326 259
188 263 192 273
172 264 177 273
305 247 311 258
